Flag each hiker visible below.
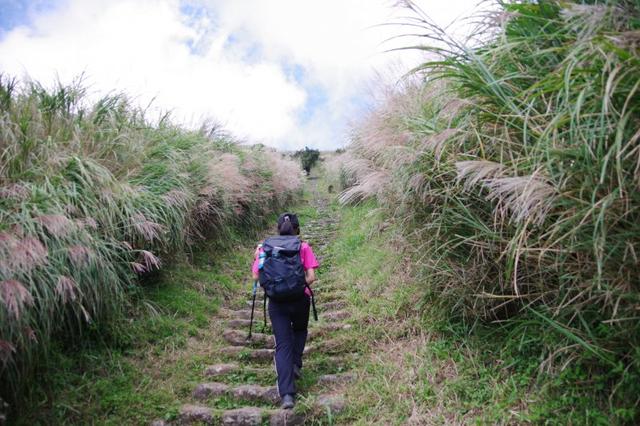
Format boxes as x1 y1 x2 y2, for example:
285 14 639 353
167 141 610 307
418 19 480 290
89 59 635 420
251 212 319 410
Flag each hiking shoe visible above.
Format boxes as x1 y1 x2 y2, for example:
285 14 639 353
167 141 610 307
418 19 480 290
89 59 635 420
293 364 302 380
281 394 295 410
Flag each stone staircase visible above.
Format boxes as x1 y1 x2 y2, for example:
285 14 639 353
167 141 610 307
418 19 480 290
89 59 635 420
152 193 353 425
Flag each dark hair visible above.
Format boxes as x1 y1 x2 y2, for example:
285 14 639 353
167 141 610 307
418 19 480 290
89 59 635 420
277 213 300 236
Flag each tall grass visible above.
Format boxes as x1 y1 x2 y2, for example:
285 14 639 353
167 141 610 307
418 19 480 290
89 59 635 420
0 77 302 406
339 0 640 421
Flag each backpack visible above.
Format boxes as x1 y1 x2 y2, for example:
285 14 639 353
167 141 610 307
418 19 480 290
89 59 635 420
252 235 318 335
259 235 306 301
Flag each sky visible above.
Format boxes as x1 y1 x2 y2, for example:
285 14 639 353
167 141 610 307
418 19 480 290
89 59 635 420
0 0 480 150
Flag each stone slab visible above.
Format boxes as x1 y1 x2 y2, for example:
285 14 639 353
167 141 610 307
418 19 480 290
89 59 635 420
204 363 239 377
179 404 213 425
193 382 229 400
318 373 355 386
269 410 305 426
221 407 263 426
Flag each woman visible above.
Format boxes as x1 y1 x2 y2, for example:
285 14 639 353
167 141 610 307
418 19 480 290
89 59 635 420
251 212 319 410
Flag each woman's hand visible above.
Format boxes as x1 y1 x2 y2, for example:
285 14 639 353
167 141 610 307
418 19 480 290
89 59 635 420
305 268 316 285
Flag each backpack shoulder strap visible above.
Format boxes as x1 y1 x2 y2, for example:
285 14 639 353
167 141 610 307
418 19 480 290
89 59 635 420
262 290 268 332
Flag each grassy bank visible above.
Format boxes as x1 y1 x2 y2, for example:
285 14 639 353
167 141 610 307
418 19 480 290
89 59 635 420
335 0 640 422
328 201 622 424
16 229 250 425
14 184 324 425
0 76 302 413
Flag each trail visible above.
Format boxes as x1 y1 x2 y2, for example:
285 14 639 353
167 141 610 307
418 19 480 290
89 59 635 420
152 177 353 425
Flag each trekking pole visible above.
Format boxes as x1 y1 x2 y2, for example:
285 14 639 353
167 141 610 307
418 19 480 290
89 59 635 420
248 280 258 339
307 284 318 321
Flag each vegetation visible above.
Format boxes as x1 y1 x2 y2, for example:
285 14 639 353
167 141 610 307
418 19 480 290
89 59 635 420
336 0 640 422
15 231 256 425
12 179 333 425
4 0 640 422
293 147 321 175
0 76 302 411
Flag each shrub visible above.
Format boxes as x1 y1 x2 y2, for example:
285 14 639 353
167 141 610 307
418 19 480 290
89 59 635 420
293 146 320 175
344 0 640 420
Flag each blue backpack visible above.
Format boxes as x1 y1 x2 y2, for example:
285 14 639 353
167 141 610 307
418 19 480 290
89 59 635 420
259 235 306 301
255 235 318 333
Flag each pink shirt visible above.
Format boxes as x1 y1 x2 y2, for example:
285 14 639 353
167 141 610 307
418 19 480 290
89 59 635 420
252 241 319 296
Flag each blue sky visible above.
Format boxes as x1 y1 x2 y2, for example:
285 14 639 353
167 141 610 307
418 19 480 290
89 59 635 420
0 0 54 32
0 0 477 150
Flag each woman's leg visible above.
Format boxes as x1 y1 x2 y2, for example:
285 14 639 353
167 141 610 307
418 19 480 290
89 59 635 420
268 300 295 397
291 296 311 369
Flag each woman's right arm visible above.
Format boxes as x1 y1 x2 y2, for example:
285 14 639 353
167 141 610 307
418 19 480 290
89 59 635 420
304 268 316 285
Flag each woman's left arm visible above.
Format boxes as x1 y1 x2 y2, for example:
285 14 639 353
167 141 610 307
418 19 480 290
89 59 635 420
301 242 319 285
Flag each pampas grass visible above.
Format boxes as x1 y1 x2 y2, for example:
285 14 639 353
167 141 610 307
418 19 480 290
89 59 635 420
0 77 302 403
344 0 640 420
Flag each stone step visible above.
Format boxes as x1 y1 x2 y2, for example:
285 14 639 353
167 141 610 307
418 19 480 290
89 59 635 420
192 382 279 405
243 290 346 303
177 404 215 424
244 300 345 312
221 309 254 320
319 301 346 311
227 307 341 321
309 322 352 336
219 344 316 362
320 310 350 322
309 291 345 302
268 409 305 426
227 318 254 328
204 357 351 381
321 337 357 355
228 319 350 335
309 322 353 335
204 363 240 377
316 394 347 414
204 364 274 379
306 353 359 371
318 373 356 386
311 283 342 291
176 405 303 426
219 339 353 362
220 346 274 361
223 329 275 349
221 407 263 426
177 392 345 425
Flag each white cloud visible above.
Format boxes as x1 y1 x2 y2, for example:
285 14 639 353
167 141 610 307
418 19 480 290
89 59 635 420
0 0 481 149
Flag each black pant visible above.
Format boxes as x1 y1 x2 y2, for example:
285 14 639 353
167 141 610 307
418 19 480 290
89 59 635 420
268 296 310 397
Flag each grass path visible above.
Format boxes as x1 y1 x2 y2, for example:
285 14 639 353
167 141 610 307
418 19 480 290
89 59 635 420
149 175 361 425
17 170 362 425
